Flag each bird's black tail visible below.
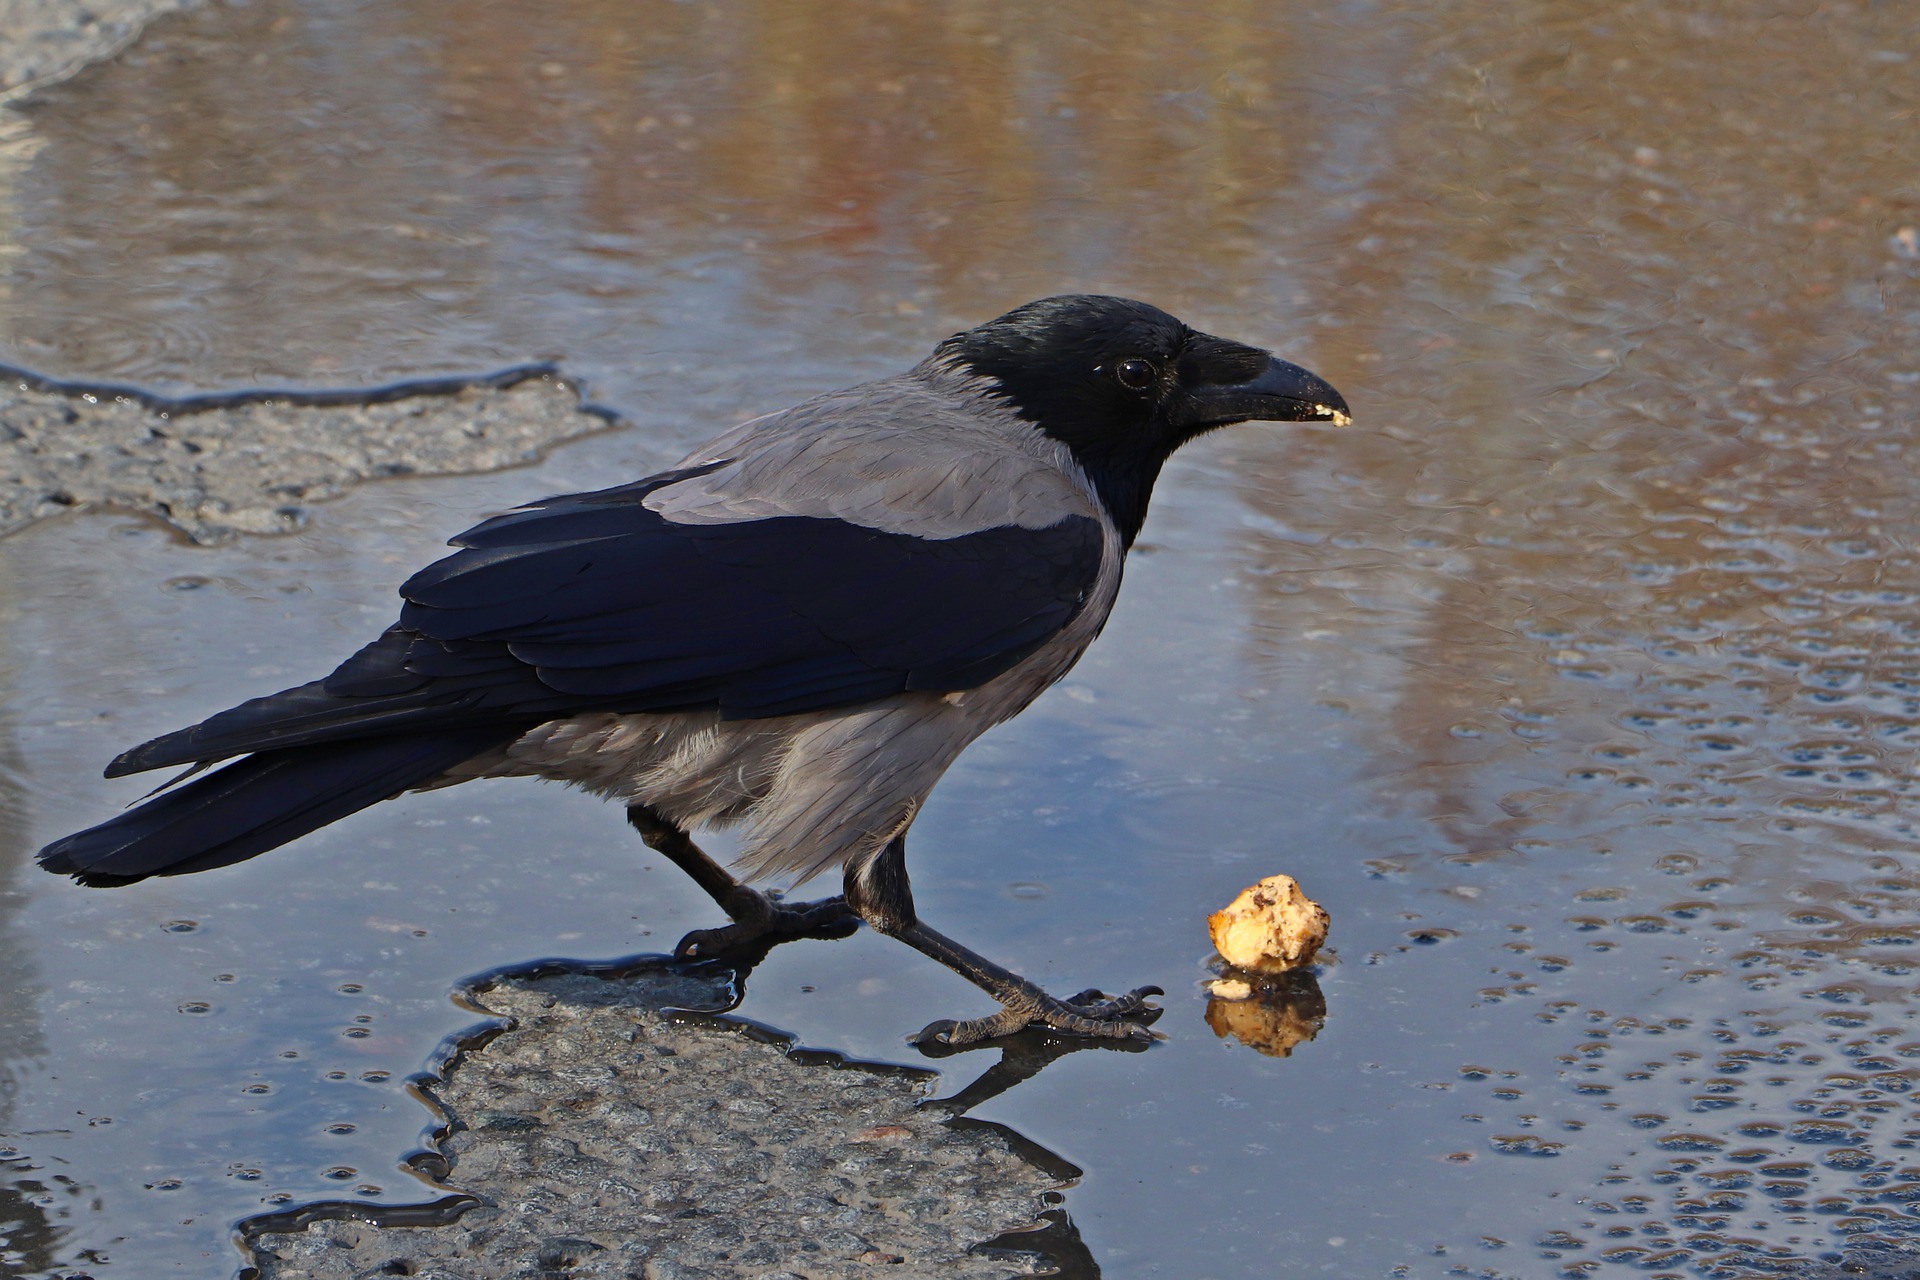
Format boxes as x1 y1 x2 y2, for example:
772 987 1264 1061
38 730 506 886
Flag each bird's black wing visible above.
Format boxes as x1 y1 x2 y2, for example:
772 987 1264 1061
108 469 1105 776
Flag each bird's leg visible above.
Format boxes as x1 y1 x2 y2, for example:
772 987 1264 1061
845 834 1162 1047
626 805 858 959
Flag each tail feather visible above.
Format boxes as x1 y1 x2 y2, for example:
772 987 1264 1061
39 730 506 886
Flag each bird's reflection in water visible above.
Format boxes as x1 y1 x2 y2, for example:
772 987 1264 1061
915 1016 1157 1115
666 939 1115 1279
908 1018 1145 1280
1203 969 1328 1058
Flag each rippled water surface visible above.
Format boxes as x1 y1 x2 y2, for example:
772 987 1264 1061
2 1 1919 1276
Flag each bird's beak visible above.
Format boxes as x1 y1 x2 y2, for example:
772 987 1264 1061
1178 355 1352 431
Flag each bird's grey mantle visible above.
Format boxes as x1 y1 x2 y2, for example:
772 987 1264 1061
243 963 1070 1280
0 365 615 543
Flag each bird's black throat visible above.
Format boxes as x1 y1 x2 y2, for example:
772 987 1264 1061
953 353 1182 547
1037 430 1173 549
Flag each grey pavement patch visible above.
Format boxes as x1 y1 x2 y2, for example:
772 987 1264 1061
243 963 1070 1279
0 0 200 99
0 364 617 543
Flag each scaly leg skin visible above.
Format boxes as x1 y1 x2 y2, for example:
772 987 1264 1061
845 833 1163 1047
626 806 859 959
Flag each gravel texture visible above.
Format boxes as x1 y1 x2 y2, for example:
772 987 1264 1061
244 964 1070 1280
0 0 199 98
0 365 615 542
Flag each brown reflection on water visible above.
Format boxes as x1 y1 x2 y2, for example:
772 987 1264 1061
1221 3 1920 1264
1234 0 1920 855
0 0 1416 387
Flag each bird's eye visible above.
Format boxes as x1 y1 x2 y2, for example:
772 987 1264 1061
1114 358 1157 390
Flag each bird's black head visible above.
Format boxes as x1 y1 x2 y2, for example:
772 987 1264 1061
932 295 1349 545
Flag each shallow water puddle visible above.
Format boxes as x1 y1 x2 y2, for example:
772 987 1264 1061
2 0 1918 1276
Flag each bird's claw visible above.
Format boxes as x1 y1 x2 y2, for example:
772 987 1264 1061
914 984 1165 1048
673 892 859 960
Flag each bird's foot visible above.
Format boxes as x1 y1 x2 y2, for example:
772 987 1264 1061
914 984 1164 1048
674 889 859 960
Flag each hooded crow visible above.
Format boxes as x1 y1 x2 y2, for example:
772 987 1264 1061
39 295 1349 1045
